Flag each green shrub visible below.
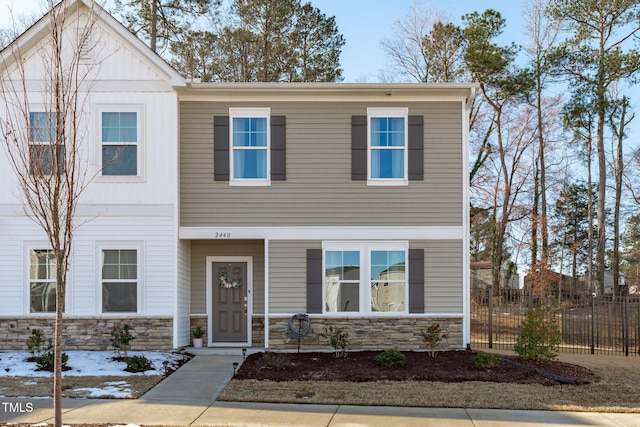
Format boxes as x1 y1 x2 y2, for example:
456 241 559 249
35 351 68 371
320 325 350 358
420 324 449 357
514 302 562 361
111 324 135 357
261 351 290 369
26 329 48 358
375 348 405 367
193 326 205 338
125 355 152 372
472 353 502 369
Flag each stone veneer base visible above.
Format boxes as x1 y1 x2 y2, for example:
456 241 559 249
238 316 461 351
0 317 173 350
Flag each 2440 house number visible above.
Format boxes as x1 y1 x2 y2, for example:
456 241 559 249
214 232 231 238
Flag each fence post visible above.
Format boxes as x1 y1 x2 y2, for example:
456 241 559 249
625 297 629 357
591 293 595 355
488 286 493 349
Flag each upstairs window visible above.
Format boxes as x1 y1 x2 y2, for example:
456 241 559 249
29 249 57 313
230 108 270 185
368 107 408 184
352 109 422 184
29 112 64 176
101 111 138 176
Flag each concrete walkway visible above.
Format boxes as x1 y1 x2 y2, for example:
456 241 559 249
2 352 639 426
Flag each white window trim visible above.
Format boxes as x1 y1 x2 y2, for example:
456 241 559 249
24 243 71 315
95 104 145 183
367 107 409 186
229 107 271 186
96 242 144 315
322 241 409 316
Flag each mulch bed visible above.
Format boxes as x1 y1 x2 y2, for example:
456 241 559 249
235 350 599 386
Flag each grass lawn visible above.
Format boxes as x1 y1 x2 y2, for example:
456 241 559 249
218 350 640 412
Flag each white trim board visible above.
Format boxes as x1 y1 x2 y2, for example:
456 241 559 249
179 226 464 241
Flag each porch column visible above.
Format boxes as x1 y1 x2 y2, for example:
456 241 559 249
264 238 270 348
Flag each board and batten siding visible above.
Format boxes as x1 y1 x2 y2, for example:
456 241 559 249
189 240 265 315
180 101 463 227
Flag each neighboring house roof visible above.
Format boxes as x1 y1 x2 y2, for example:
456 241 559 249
0 0 185 88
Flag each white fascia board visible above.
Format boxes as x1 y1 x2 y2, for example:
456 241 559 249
179 226 464 241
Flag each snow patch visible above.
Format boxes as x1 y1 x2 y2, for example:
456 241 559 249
0 351 184 377
75 381 133 398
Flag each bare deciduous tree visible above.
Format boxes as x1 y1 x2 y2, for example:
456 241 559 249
380 0 449 82
0 1 102 426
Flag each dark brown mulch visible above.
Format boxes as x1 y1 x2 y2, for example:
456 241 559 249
235 350 599 386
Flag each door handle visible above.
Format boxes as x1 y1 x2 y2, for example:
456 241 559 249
244 303 248 315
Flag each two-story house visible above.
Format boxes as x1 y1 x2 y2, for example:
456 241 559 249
178 83 476 350
1 0 476 351
0 0 184 350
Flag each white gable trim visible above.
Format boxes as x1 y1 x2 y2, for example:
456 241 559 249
0 0 185 88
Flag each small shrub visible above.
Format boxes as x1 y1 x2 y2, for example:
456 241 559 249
111 324 135 357
375 348 405 367
514 302 562 362
26 329 47 358
193 326 205 338
261 351 290 369
35 351 69 371
472 353 502 369
420 324 449 357
319 325 350 358
125 355 153 372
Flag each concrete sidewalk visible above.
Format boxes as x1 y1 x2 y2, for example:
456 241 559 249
3 399 640 426
2 352 639 426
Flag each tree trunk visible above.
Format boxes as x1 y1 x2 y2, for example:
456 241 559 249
150 0 158 52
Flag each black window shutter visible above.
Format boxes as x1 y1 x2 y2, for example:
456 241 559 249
408 248 425 313
307 249 323 313
213 116 229 181
408 115 424 181
271 115 286 181
351 115 367 180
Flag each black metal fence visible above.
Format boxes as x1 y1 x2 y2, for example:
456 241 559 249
471 288 640 356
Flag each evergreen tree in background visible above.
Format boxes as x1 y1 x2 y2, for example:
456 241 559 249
169 0 345 82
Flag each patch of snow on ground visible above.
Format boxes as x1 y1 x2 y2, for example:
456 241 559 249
0 351 185 377
75 380 133 398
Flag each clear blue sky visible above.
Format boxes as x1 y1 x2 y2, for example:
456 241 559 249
1 0 525 82
311 0 525 82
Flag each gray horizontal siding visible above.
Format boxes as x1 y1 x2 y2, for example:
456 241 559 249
180 101 463 227
418 240 464 314
189 240 264 314
267 240 463 315
268 240 320 313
